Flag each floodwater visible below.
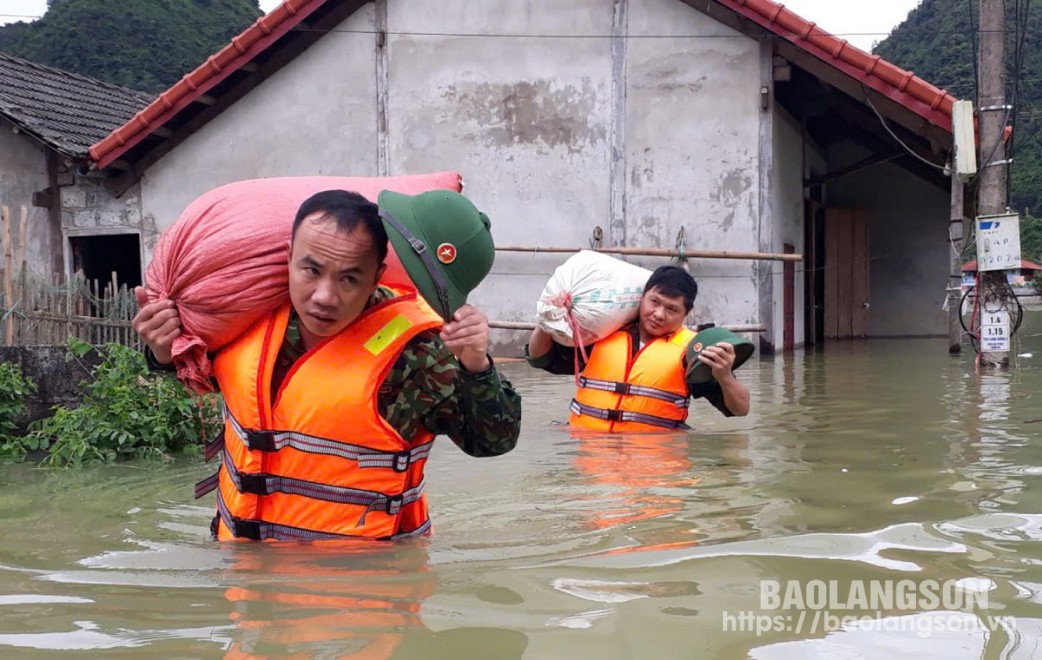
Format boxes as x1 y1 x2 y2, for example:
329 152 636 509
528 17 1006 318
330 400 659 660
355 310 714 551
3 318 1042 659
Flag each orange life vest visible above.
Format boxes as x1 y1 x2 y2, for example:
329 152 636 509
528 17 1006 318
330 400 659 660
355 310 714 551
195 287 443 541
570 326 696 432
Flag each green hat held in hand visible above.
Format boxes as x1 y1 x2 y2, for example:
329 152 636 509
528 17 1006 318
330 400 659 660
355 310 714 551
685 326 756 384
378 190 496 321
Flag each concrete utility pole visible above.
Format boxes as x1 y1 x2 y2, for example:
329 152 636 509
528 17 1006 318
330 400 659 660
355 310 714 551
977 0 1010 366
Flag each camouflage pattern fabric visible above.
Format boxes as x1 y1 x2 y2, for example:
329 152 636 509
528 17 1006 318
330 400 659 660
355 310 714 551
276 287 521 456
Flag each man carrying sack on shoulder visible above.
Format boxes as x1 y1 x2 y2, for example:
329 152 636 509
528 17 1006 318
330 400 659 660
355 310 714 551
134 189 521 541
526 265 751 432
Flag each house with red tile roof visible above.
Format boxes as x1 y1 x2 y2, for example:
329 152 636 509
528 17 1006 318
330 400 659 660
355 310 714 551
40 0 968 353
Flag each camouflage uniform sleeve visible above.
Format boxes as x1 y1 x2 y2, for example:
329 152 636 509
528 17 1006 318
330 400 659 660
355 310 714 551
378 330 522 457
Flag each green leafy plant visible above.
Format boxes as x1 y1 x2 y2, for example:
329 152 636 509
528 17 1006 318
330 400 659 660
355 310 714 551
20 340 222 466
0 362 38 458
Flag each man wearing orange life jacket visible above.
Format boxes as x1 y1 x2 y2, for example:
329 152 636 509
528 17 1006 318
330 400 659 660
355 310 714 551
526 266 749 431
133 190 521 541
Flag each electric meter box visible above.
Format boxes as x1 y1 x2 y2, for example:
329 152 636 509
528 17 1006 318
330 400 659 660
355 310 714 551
975 212 1021 272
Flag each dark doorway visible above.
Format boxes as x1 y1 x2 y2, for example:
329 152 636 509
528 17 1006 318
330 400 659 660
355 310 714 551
805 190 826 347
70 233 142 291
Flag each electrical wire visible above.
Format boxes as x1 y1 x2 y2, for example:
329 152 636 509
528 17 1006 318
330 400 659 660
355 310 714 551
861 90 952 174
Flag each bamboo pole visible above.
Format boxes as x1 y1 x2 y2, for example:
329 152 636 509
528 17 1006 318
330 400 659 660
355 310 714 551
488 320 766 333
65 273 73 342
494 245 803 262
17 267 26 345
2 206 12 344
16 207 26 276
14 207 26 344
110 272 118 344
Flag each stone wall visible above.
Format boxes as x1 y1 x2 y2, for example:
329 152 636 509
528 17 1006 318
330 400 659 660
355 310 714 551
0 345 100 431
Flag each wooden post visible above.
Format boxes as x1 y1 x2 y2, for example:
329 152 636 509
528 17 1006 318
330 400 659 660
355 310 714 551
16 207 26 277
17 267 26 345
948 178 965 353
2 205 13 344
110 271 118 345
65 273 72 342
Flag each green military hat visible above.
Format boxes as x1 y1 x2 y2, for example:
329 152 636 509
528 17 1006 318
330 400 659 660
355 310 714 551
378 189 495 321
685 326 756 384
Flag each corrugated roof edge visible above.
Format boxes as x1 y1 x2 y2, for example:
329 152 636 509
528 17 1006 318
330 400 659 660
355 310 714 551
88 0 328 169
723 0 956 131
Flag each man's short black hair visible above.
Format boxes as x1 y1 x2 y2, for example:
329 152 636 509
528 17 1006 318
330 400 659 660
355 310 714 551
291 190 388 264
644 265 697 311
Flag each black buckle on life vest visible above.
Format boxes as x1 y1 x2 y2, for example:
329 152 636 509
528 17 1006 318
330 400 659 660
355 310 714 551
612 382 631 395
605 409 623 422
392 450 411 473
230 518 262 540
245 430 276 452
238 473 271 496
385 494 404 515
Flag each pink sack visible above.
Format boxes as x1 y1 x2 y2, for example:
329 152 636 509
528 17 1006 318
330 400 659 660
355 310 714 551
145 172 462 394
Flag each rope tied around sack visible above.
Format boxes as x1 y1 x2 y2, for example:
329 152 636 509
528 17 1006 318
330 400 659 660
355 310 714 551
559 292 590 386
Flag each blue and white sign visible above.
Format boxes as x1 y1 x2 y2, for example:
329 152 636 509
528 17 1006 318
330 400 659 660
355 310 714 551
975 213 1021 272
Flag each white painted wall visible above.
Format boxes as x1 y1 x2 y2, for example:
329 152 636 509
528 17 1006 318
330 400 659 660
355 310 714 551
0 122 51 280
141 5 380 229
625 0 761 338
386 0 614 334
134 0 766 354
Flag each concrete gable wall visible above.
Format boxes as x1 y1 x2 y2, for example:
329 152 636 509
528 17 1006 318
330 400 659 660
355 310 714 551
139 0 765 354
0 123 51 281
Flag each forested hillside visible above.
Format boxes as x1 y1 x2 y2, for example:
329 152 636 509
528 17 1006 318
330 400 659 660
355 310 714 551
0 0 262 93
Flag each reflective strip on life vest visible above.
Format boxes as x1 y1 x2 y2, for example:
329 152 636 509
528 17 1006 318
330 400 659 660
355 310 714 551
569 399 691 430
214 488 432 542
227 408 433 472
203 428 225 462
220 450 425 525
577 376 689 408
195 470 220 499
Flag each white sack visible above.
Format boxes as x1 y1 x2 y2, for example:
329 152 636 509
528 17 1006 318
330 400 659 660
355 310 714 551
537 250 652 346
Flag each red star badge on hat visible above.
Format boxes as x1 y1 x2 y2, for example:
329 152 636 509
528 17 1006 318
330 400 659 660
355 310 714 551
437 243 457 264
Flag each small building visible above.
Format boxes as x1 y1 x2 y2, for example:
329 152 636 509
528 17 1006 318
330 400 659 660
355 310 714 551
0 52 152 290
961 259 1042 288
17 1 965 354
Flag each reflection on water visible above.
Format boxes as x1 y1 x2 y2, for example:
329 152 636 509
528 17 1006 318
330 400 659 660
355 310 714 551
4 318 1042 658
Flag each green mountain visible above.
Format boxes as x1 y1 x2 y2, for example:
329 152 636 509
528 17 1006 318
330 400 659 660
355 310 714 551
875 0 1042 259
0 0 262 94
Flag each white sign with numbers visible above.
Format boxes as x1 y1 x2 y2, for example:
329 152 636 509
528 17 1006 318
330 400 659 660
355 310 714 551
975 213 1021 272
981 309 1010 352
